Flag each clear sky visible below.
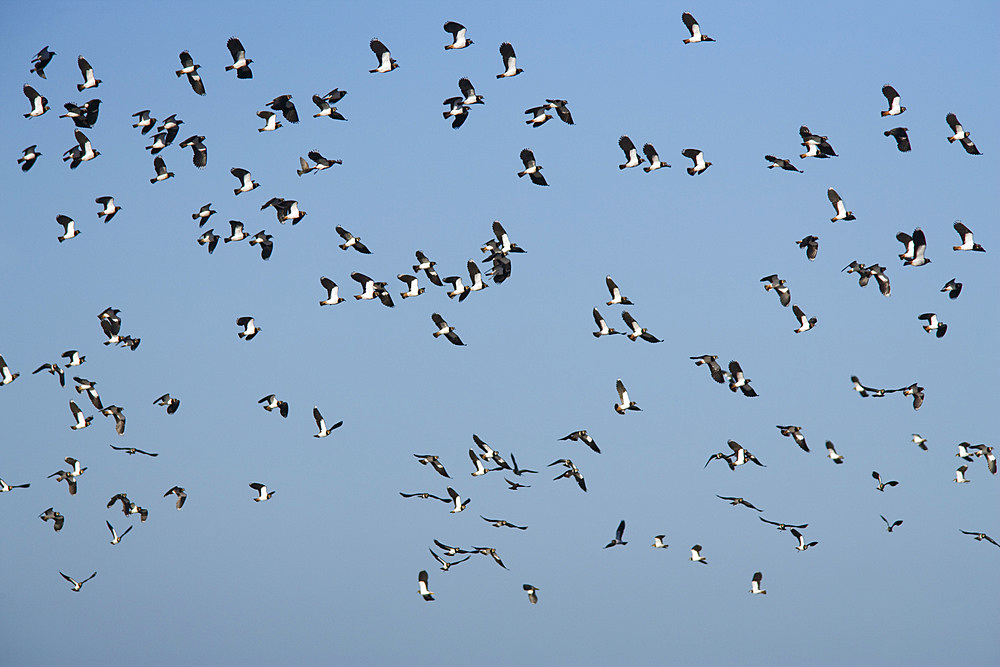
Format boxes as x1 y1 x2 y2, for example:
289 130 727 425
2 1 998 664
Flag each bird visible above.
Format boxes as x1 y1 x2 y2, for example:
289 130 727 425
231 168 259 195
777 425 809 452
369 39 398 73
22 84 49 118
621 311 661 342
953 221 985 251
504 478 530 491
517 149 547 185
605 520 628 548
150 156 174 184
313 407 342 438
592 308 623 338
266 94 299 123
522 584 540 604
686 360 726 391
728 361 757 397
71 377 101 403
605 276 632 305
60 99 101 128
192 203 217 226
761 274 791 307
414 455 450 479
0 478 30 492
249 483 275 501
40 508 65 531
941 278 963 299
791 528 818 551
560 430 600 454
417 570 434 601
223 220 249 244
198 229 220 254
717 496 763 512
868 264 892 297
946 113 981 154
413 251 444 286
901 383 924 410
970 445 996 475
336 226 371 254
318 277 345 306
400 492 449 503
106 521 132 545
443 21 473 49
614 379 641 414
884 127 911 152
524 105 552 127
153 393 180 414
881 515 903 533
800 126 837 157
95 196 122 223
351 272 378 300
690 545 708 564
63 129 100 168
497 42 522 78
110 445 157 457
959 531 1000 548
76 56 101 91
69 400 92 430
872 471 899 492
481 515 528 530
728 440 765 467
447 486 470 513
825 441 845 464
107 493 148 521
429 549 470 572
640 143 670 172
178 135 208 168
509 453 537 477
236 317 260 341
257 110 282 132
828 188 855 221
544 99 574 125
18 144 41 171
652 535 669 549
249 231 273 260
61 350 85 367
61 571 97 592
258 395 289 418
131 109 156 134
469 449 494 476
433 540 470 558
954 465 970 483
618 136 644 169
759 517 808 531
881 85 905 116
918 313 947 338
431 314 464 346
164 486 187 510
31 46 55 78
681 148 711 175
681 12 715 42
471 547 507 569
792 304 817 333
897 228 930 266
226 37 253 78
910 434 928 451
176 51 205 95
750 571 767 594
311 96 347 121
765 155 801 172
298 151 342 175
32 362 65 387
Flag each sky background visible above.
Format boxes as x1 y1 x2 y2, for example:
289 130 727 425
2 1 998 664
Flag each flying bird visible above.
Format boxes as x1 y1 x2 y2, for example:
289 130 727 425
76 56 101 91
231 168 259 195
150 156 174 183
761 274 791 307
872 471 899 492
681 148 711 175
414 455 450 479
524 105 552 127
429 549 470 571
759 517 808 531
249 231 273 260
236 317 260 340
249 483 275 501
0 478 30 492
31 46 55 78
318 277 345 306
621 311 662 342
226 37 253 78
952 221 985 251
164 486 187 509
22 84 49 118
266 94 299 123
198 229 220 254
481 515 528 530
884 127 911 152
313 407 342 438
447 486 470 513
728 360 757 397
178 135 208 168
311 96 347 121
717 495 763 512
523 584 540 604
690 545 708 564
431 314 464 346
592 308 623 337
765 155 801 172
941 278 962 299
417 571 434 601
791 528 818 551
545 99 574 124
40 507 65 531
946 113 981 154
881 85 905 116
336 226 371 254
259 394 289 418
257 110 282 132
681 12 714 42
618 136 644 169
443 21 473 49
918 313 947 338
106 521 132 544
497 42 522 78
110 445 157 457
32 362 65 387
881 515 903 532
750 571 767 595
828 188 855 221
61 571 97 592
177 51 205 95
560 430 600 454
517 149 547 185
642 143 670 171
153 393 181 414
797 235 819 260
792 304 817 333
825 440 845 464
605 520 628 548
18 145 41 171
614 379 641 414
605 276 632 305
777 425 809 452
369 39 398 73
63 130 100 168
960 531 999 548
690 355 726 384
69 400 92 430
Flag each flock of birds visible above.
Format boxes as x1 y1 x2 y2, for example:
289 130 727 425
5 11 996 606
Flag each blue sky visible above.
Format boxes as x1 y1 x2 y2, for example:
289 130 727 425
2 1 998 664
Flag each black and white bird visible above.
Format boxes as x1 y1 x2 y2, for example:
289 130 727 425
61 571 97 592
414 455 450 479
150 156 174 183
690 545 708 564
18 145 41 171
884 127 911 152
497 42 522 78
106 520 132 544
256 110 282 132
266 94 299 123
681 148 711 175
618 136 644 169
955 465 970 483
468 449 493 477
545 99 573 124
941 278 963 299
178 135 208 168
69 400 92 430
605 276 632 305
681 12 714 42
192 204 217 227
796 236 819 261
728 360 758 397
63 130 100 168
918 313 947 338
413 251 443 286
335 226 371 254
231 168 258 195
791 528 818 551
621 311 661 342
429 549 470 571
481 515 527 530
777 425 810 452
652 535 669 549
132 109 156 134
22 84 49 118
176 51 205 95
524 105 552 127
765 155 801 172
31 46 55 79
750 572 767 595
971 444 996 475
946 113 981 154
164 486 187 510
800 126 837 157
896 228 930 265
73 377 102 409
311 96 347 121
431 314 464 346
881 515 903 533
560 430 600 454
960 530 1000 547
592 308 622 337
691 355 726 384
458 77 484 105
792 304 817 333
642 144 670 171
605 520 628 548
550 459 587 491
400 492 449 503
902 383 924 410
107 493 148 521
910 434 928 451
369 39 398 73
718 495 763 512
953 221 985 251
318 277 345 306
60 100 101 128
517 149 547 185
443 21 473 49
761 274 791 307
198 229 220 254
872 471 899 492
153 393 180 414
110 445 157 457
522 584 540 604
61 350 85 367
828 188 855 221
614 379 641 414
510 454 537 477
40 508 65 531
313 406 342 438
258 394 289 418
250 231 273 260
236 317 260 340
33 362 65 387
418 571 434 601
825 440 845 464
226 37 253 78
759 517 808 531
76 56 101 91
223 220 248 244
297 151 342 176
249 483 275 501
881 85 905 116
94 196 122 223
447 486 470 513
728 440 765 468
